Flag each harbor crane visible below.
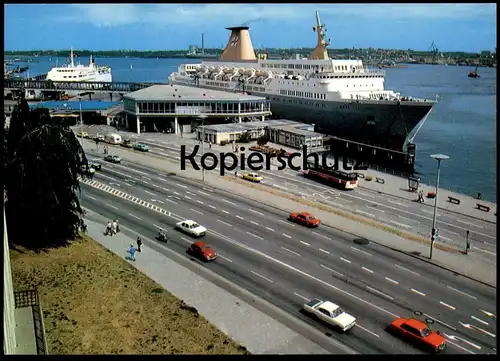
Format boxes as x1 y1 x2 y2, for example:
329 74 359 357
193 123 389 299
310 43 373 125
429 41 439 64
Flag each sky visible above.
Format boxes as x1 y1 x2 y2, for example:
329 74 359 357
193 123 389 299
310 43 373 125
4 3 497 53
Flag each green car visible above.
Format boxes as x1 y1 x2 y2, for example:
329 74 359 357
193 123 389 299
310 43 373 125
134 143 149 152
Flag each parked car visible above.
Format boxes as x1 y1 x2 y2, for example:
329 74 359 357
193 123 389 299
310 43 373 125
104 155 121 163
387 318 446 352
88 160 101 170
242 172 263 183
302 298 356 332
187 241 217 261
104 133 122 144
175 220 207 237
81 165 95 175
91 134 105 141
121 139 135 148
77 131 89 138
288 212 321 227
134 143 149 152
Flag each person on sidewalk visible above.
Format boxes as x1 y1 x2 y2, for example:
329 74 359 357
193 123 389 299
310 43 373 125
137 237 142 252
209 141 212 149
105 221 112 235
128 244 136 261
113 219 120 233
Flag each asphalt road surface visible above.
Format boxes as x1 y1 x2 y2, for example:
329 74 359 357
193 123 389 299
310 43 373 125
78 158 497 355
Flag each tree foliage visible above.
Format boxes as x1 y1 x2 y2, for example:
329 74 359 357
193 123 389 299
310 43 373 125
4 96 90 249
257 135 269 146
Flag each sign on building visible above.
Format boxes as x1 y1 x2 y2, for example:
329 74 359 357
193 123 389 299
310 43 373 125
175 106 211 115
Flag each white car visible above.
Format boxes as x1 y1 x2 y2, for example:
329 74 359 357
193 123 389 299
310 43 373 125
175 220 207 237
302 298 356 332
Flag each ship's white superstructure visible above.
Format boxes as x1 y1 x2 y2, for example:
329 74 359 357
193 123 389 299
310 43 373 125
46 48 112 83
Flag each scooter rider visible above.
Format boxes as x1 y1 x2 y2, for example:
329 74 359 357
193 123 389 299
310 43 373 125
158 229 167 242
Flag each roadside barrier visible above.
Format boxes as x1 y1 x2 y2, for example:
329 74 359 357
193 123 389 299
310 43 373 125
375 177 385 184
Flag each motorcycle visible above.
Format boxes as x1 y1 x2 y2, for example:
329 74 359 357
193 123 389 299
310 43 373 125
158 231 168 242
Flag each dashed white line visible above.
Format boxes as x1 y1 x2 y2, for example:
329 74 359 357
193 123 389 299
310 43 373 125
394 264 420 276
459 322 496 338
85 195 96 200
294 292 310 301
184 195 192 200
221 210 230 214
472 246 496 256
471 315 489 326
479 309 496 318
161 187 169 192
157 177 167 182
439 301 456 310
367 205 385 213
421 209 441 216
219 255 233 263
387 199 408 208
362 266 374 274
266 227 275 232
235 215 244 220
456 219 484 228
319 248 330 255
340 257 351 264
246 232 264 240
446 285 477 300
424 313 457 331
281 247 301 257
198 191 210 196
320 264 344 277
196 200 204 205
250 270 274 283
397 215 416 222
250 220 259 226
142 176 152 181
152 223 162 230
410 288 426 297
388 220 412 229
356 209 375 218
180 237 192 244
208 205 216 209
350 247 372 256
217 219 232 227
300 241 310 246
366 286 393 300
165 198 178 205
144 190 155 196
186 191 196 196
248 209 264 216
385 277 399 285
358 191 375 198
173 191 180 196
128 213 142 220
176 183 188 189
282 233 292 239
279 219 295 226
222 199 237 206
312 231 332 240
105 203 118 210
355 324 380 338
190 208 203 215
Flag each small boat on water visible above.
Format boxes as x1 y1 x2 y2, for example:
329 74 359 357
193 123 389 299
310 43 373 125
468 64 480 78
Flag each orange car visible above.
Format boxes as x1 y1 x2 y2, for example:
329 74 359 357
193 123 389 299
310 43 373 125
388 317 446 352
187 241 218 262
288 212 321 227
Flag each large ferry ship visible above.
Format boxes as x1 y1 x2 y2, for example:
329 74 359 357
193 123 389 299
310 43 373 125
46 48 112 83
168 11 436 152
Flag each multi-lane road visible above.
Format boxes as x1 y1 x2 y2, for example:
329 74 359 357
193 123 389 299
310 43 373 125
79 155 497 354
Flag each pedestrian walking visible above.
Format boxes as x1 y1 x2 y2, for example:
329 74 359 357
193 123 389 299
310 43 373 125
209 141 212 149
128 244 136 261
137 237 142 252
105 221 112 235
112 220 118 234
113 219 120 233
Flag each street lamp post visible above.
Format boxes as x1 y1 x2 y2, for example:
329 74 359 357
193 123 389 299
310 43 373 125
79 98 85 152
429 153 450 259
198 115 207 183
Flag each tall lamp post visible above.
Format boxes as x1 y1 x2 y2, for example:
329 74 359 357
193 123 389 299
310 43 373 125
429 153 450 259
78 97 85 152
198 115 207 183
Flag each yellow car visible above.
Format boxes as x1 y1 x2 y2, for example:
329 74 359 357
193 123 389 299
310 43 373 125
77 131 89 138
243 172 263 183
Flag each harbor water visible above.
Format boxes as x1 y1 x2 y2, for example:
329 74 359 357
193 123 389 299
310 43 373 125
9 56 497 202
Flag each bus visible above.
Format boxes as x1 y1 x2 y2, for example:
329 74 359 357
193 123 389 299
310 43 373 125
303 162 358 190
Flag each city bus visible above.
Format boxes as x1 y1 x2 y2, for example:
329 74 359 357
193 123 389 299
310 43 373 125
303 162 359 190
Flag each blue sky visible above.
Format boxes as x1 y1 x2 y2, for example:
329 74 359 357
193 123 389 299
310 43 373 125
4 4 497 52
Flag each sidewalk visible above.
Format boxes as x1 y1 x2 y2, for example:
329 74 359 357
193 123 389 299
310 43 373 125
82 210 345 354
81 142 496 287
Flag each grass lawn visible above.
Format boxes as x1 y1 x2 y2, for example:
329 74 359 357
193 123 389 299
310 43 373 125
9 233 250 355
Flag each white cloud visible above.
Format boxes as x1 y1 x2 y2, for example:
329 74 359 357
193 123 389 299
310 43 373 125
55 4 496 28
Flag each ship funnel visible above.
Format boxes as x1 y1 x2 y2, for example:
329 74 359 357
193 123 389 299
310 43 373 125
219 26 257 61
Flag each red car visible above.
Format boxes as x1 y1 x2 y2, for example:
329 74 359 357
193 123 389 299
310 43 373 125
187 241 218 262
288 212 321 227
388 317 446 352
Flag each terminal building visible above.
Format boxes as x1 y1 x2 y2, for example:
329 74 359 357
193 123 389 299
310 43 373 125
122 84 271 135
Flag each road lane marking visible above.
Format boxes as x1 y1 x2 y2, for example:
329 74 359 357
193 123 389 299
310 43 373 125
459 322 496 338
184 196 192 200
397 215 415 222
222 199 237 206
446 286 477 300
198 191 210 196
388 220 412 229
300 241 310 246
421 209 441 216
320 264 344 277
105 203 118 210
85 195 96 200
165 198 178 205
144 190 155 196
250 221 259 226
161 187 169 192
410 288 426 297
319 248 330 255
388 199 408 208
340 257 351 263
208 205 216 209
142 176 152 181
312 231 332 240
217 219 232 227
358 191 375 198
190 208 203 215
265 227 275 232
479 309 496 318
394 264 420 276
248 208 264 216
294 292 310 301
281 247 301 257
235 215 244 220
366 286 393 300
472 246 496 256
282 233 292 239
152 223 163 229
367 205 385 213
222 210 230 214
356 209 375 218
456 219 484 228
128 213 142 220
173 191 180 196
471 316 489 326
157 176 168 182
246 232 263 240
355 324 379 338
219 255 233 263
196 200 204 204
423 313 457 331
176 183 188 189
279 220 295 227
439 301 456 310
362 267 374 274
385 277 399 285
180 237 192 244
350 247 372 256
186 191 196 196
250 270 273 283
443 334 477 354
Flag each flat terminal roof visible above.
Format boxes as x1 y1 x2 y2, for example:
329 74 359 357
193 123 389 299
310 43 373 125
200 119 311 133
124 84 266 102
268 125 325 137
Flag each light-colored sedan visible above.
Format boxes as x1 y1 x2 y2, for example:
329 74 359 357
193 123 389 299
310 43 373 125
302 298 356 332
175 220 207 237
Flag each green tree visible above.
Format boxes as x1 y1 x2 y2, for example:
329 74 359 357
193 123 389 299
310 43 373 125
4 96 90 248
257 135 269 146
